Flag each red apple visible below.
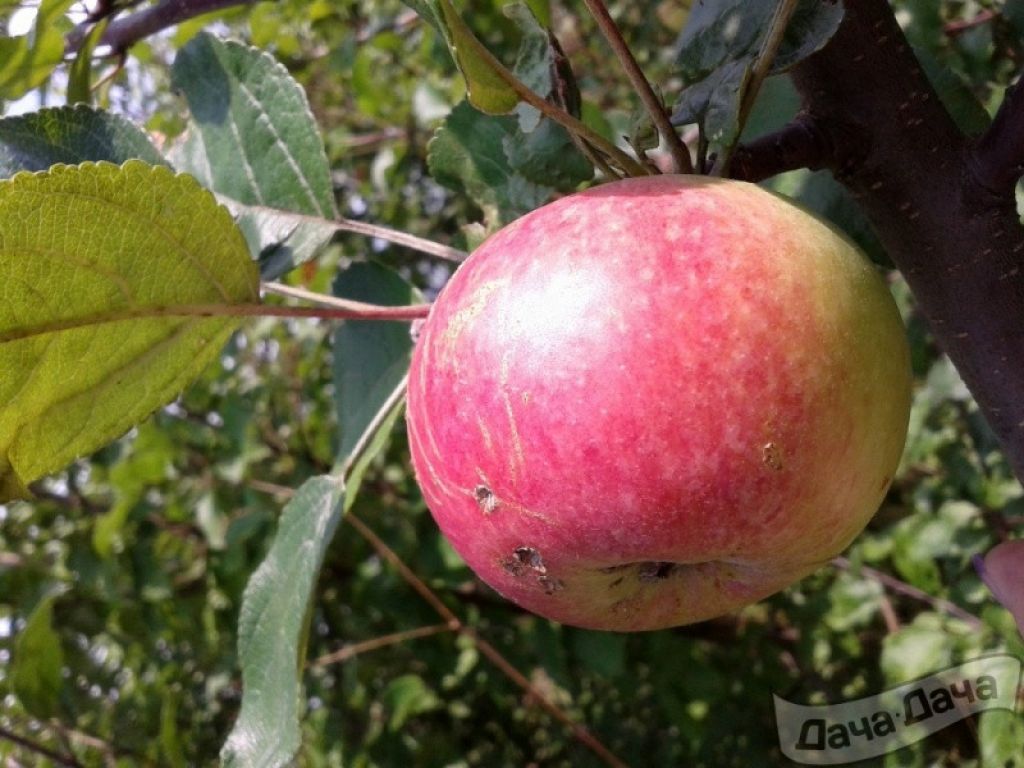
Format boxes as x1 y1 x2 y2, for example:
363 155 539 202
406 175 911 631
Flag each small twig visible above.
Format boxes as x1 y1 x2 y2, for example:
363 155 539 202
580 0 692 173
310 623 453 667
91 51 127 93
0 726 82 768
217 198 468 263
944 9 997 37
345 512 630 768
262 282 426 318
832 557 983 629
713 0 801 176
972 77 1024 195
878 594 901 633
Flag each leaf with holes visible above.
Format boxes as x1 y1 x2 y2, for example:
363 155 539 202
222 475 345 768
0 105 168 178
0 161 259 501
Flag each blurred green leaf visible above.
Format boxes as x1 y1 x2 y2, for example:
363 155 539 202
67 18 110 106
0 161 258 501
0 0 74 100
383 674 442 731
0 106 168 178
880 618 954 683
978 708 1024 766
11 594 64 718
571 631 626 678
222 475 345 768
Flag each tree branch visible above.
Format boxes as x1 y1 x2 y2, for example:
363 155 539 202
0 726 82 768
972 78 1024 195
66 0 254 55
728 115 831 183
580 0 693 173
786 0 1024 482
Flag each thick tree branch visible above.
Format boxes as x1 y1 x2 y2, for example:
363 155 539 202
784 0 1024 481
66 0 253 54
973 79 1024 195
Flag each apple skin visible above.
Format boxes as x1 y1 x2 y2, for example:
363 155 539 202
406 175 912 632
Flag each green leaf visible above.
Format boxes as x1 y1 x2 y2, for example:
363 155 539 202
979 709 1024 767
67 18 110 106
227 202 338 281
221 475 345 768
11 594 64 718
880 617 954 683
0 106 168 178
672 0 843 144
0 161 259 501
428 100 549 225
333 261 420 460
503 3 591 190
382 674 442 731
170 32 337 219
418 0 520 114
0 0 74 100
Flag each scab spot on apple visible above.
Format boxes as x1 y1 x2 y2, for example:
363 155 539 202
501 546 564 593
512 546 546 573
762 442 784 471
538 575 565 594
474 484 499 514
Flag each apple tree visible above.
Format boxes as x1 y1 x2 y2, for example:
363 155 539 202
0 0 1023 765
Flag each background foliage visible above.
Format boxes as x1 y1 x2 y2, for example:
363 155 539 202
1 1 1024 766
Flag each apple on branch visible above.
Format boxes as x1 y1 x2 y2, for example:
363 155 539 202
406 175 912 632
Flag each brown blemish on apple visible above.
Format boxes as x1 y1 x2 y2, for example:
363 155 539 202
474 484 499 514
638 561 678 582
513 546 546 573
502 547 565 593
762 441 783 471
538 575 565 594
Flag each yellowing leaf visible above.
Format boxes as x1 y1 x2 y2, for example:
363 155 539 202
427 0 520 114
0 161 259 501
